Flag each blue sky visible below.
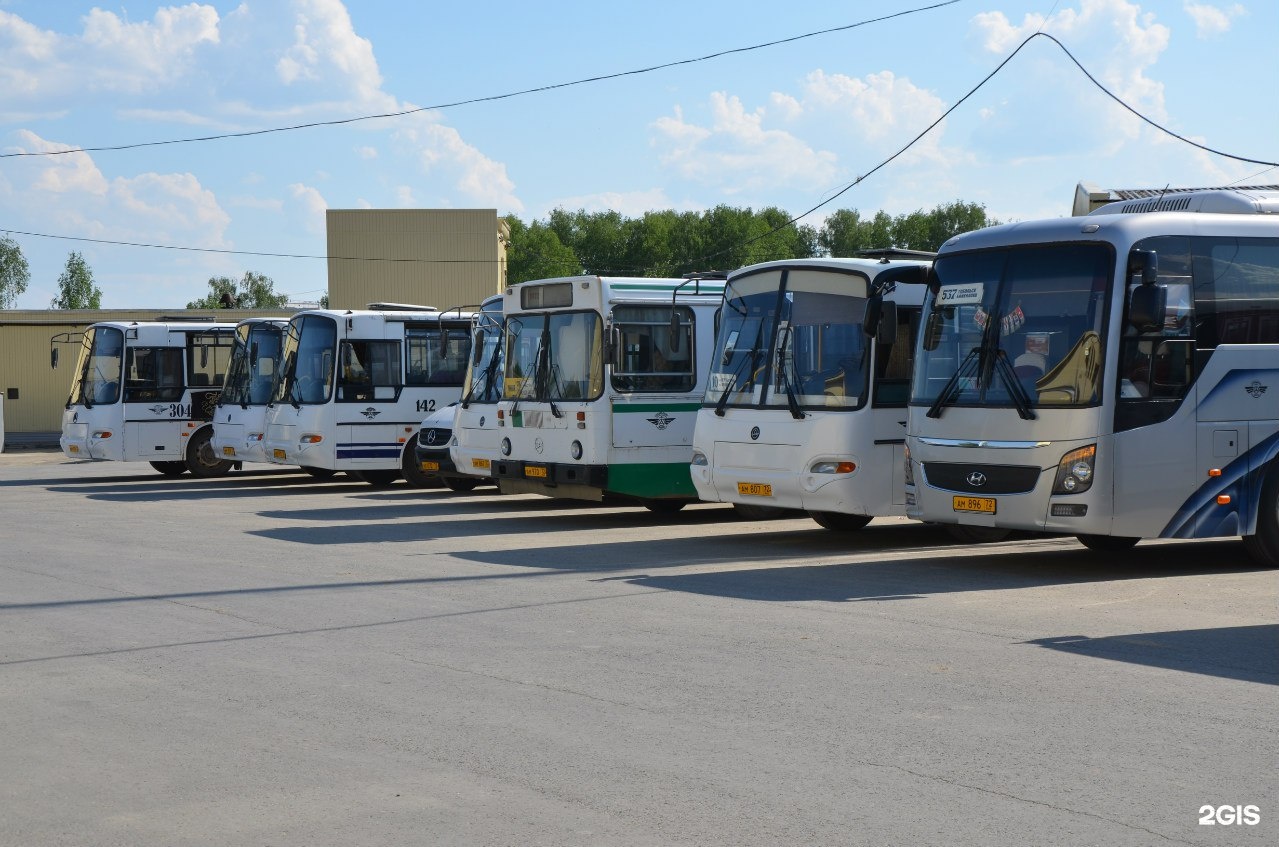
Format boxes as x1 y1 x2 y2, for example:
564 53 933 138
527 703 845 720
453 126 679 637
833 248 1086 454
1 0 1274 308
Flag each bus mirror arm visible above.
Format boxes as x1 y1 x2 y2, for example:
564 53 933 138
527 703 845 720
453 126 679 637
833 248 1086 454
922 309 943 351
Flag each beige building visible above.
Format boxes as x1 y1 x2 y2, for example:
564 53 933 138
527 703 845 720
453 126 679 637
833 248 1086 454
0 309 291 438
326 209 508 310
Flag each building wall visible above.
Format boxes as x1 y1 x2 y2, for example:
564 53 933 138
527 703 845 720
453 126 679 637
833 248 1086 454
0 309 291 435
326 209 508 311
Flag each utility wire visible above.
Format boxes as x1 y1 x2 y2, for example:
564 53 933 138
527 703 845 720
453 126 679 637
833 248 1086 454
0 1 962 160
5 31 1277 270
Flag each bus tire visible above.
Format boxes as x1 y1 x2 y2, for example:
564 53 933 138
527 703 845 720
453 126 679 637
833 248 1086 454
945 525 1011 544
808 511 872 532
443 477 479 493
301 466 337 479
642 499 686 514
1076 534 1140 553
150 461 188 477
733 503 791 521
401 436 442 488
353 469 400 487
1245 464 1279 567
185 427 234 478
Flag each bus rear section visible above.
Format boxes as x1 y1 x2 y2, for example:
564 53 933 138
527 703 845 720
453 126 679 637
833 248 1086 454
490 275 724 511
56 321 237 477
904 196 1279 563
263 306 472 486
690 255 931 530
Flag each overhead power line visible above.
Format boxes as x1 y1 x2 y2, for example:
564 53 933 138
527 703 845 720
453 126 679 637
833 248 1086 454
0 1 962 160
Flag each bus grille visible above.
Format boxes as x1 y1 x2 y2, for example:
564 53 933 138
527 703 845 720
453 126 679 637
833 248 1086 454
922 462 1042 494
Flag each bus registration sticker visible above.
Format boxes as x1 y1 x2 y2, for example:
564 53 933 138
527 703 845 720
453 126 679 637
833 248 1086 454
953 495 996 514
420 460 440 471
525 464 548 479
738 482 773 497
471 458 491 470
938 283 984 306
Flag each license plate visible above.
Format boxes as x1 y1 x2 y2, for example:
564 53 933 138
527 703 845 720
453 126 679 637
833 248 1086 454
68 445 80 454
273 449 287 460
222 446 236 457
737 482 773 497
524 465 548 479
953 495 997 514
420 460 440 471
471 458 491 469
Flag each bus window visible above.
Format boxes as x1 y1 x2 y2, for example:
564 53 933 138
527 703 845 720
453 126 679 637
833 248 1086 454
611 305 695 392
188 331 234 389
405 327 472 386
338 340 401 401
872 307 917 407
124 347 185 402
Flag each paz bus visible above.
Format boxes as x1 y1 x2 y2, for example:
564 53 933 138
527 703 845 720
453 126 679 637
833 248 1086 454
210 318 300 469
419 293 505 491
904 189 1279 565
54 319 237 476
689 253 934 529
489 274 726 510
262 304 473 486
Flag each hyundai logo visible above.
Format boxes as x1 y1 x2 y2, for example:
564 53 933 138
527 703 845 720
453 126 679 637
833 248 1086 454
966 471 987 488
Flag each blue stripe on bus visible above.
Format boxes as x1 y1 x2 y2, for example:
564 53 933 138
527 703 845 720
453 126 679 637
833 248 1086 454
1160 429 1279 539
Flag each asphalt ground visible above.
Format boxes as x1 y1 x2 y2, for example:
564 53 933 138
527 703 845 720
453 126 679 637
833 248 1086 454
1 451 1275 846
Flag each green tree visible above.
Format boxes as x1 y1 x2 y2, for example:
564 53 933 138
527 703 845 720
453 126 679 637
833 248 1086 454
319 293 330 309
0 235 31 309
818 201 998 256
187 271 289 309
50 251 102 309
505 216 580 285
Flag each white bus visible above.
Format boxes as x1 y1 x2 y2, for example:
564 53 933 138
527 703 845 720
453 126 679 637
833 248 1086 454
435 293 505 490
905 189 1279 565
490 274 725 510
262 305 473 486
55 319 237 476
690 254 934 529
210 318 301 469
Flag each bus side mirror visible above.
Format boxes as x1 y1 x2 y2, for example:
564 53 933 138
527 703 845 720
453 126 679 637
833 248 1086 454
922 309 943 351
439 329 450 359
1128 284 1167 334
472 330 484 365
1128 249 1159 285
876 300 898 346
862 294 883 338
51 348 59 369
669 310 682 353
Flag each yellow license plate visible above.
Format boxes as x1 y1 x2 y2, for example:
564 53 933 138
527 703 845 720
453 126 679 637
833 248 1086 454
273 449 287 460
953 496 997 514
222 446 236 456
420 460 440 471
737 482 773 497
524 465 548 479
68 445 80 454
471 458 491 469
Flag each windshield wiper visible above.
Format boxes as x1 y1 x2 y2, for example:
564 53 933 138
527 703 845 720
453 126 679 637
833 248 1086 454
462 340 501 409
991 348 1036 420
776 327 805 420
714 325 766 417
925 346 979 419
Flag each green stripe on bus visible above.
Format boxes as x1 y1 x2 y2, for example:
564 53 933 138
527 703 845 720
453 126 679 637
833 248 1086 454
611 402 702 413
607 462 698 499
608 284 725 293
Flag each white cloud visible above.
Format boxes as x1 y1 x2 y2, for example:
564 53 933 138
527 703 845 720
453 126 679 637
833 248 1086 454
545 189 677 218
394 185 416 207
1183 2 1246 37
356 145 378 159
395 120 522 212
288 182 328 234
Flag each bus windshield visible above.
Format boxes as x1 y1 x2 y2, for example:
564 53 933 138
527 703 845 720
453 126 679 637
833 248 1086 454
275 314 337 405
911 242 1112 413
462 309 505 405
503 311 603 402
222 323 283 407
68 326 123 407
705 268 870 410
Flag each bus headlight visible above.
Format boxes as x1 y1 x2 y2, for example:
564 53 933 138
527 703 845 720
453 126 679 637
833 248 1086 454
570 440 583 460
1052 445 1095 495
904 444 914 486
690 450 708 467
810 460 855 474
501 437 511 456
91 430 113 439
300 434 323 444
248 432 264 442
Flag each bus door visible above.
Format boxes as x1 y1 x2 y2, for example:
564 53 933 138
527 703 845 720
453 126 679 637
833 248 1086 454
869 304 917 506
335 338 403 465
122 343 186 458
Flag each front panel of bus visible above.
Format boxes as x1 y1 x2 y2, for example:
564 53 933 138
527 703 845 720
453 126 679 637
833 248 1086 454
212 320 286 464
61 325 126 460
453 299 506 479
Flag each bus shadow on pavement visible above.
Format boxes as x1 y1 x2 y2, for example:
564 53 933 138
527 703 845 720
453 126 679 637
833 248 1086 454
1027 624 1279 686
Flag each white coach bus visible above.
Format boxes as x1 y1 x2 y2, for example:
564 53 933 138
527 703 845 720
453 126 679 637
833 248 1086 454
263 305 473 486
905 189 1279 565
490 274 725 511
689 254 934 529
54 319 237 476
443 293 505 487
210 318 297 468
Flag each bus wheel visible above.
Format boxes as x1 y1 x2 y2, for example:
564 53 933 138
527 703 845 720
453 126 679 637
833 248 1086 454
1076 534 1140 553
443 477 479 493
808 511 872 532
733 503 791 521
945 525 1011 544
185 428 234 478
149 461 188 477
301 466 337 479
1245 465 1279 567
354 469 400 488
642 499 686 514
401 436 441 488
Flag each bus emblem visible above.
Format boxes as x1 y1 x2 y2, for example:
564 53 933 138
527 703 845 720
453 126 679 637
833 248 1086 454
148 405 167 415
966 471 987 488
424 429 438 445
1244 380 1267 398
751 426 761 441
647 412 675 430
360 407 381 420
534 437 545 454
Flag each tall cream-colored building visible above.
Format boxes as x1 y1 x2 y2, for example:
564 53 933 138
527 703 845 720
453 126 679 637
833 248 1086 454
326 209 508 310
